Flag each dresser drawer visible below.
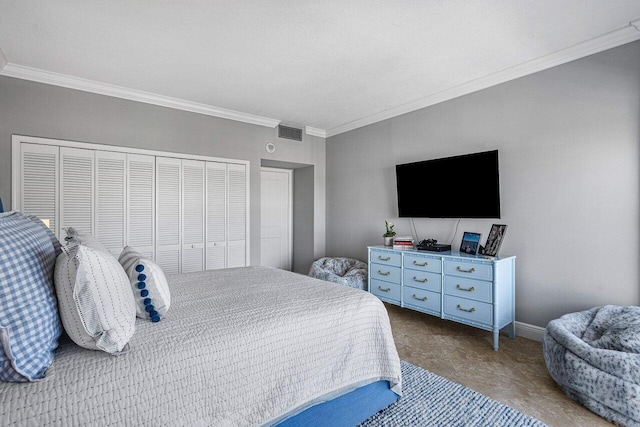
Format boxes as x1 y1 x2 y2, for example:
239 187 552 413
403 254 442 273
444 260 493 281
403 287 440 315
369 249 402 267
444 276 492 303
370 264 401 284
443 295 492 326
370 279 401 303
403 270 441 293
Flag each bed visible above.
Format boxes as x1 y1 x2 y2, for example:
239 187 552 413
0 265 402 426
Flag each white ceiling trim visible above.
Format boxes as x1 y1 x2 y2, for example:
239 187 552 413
305 126 326 138
0 47 7 71
326 20 640 138
0 63 281 128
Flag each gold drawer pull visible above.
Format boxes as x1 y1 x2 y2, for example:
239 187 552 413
456 284 475 292
456 266 476 273
413 276 428 283
457 304 476 313
413 260 428 267
378 286 391 292
378 270 391 276
413 294 428 302
378 256 391 261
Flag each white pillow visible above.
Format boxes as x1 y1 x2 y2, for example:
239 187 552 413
118 246 171 322
63 227 114 256
54 239 136 353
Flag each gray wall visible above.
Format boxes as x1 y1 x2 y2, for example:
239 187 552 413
0 76 326 270
326 41 640 328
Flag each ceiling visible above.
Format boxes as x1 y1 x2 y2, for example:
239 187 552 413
1 1 639 138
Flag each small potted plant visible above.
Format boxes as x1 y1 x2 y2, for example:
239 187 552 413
383 220 396 246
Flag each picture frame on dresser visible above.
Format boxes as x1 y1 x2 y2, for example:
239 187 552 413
460 232 481 255
481 224 507 257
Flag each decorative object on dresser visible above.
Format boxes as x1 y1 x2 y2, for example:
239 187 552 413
417 238 452 252
383 220 396 246
480 224 507 258
460 231 481 255
368 245 516 350
392 235 414 250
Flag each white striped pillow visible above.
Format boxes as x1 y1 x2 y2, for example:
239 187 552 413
54 240 136 353
118 246 171 322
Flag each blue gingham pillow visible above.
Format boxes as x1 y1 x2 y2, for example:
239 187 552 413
0 212 62 382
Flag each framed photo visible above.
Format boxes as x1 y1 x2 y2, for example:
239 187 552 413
481 224 507 257
460 232 481 255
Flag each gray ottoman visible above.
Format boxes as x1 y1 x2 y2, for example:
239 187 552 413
308 257 368 291
543 305 640 426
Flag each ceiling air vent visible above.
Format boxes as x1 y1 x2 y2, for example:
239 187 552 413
278 125 303 142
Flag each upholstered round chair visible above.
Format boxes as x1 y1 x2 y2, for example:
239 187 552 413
543 305 640 426
308 257 368 291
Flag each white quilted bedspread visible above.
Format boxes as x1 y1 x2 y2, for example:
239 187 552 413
0 266 401 426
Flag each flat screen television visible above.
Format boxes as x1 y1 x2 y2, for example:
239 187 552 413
396 150 500 218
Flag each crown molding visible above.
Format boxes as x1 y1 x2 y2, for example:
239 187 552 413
0 64 281 128
0 47 7 71
304 126 326 138
326 20 640 138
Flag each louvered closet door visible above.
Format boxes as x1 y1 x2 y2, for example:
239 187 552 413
227 163 247 268
19 143 59 236
127 154 155 259
206 162 227 270
181 160 205 273
156 157 182 274
95 151 126 257
60 147 94 237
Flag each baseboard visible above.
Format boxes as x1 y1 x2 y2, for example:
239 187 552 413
515 321 545 342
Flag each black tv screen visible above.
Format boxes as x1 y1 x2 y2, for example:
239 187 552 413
396 150 500 218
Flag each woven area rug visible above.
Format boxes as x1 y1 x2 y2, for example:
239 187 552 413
359 360 548 427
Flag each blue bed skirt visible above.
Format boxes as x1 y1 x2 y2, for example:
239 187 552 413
274 380 398 427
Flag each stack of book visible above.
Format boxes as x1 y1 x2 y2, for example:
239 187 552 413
392 236 414 250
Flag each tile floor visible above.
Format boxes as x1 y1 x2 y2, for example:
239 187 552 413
384 303 613 427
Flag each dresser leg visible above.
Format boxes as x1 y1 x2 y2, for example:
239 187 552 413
508 322 516 339
493 329 499 351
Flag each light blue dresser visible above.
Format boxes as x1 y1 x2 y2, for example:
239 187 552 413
368 246 516 350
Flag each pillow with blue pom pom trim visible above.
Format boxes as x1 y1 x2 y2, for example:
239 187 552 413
118 246 171 322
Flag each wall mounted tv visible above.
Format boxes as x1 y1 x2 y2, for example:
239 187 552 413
396 150 500 218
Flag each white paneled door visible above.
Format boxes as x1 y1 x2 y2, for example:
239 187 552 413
155 157 182 274
60 147 94 237
95 151 126 257
206 162 227 270
19 143 58 235
260 168 292 271
227 163 247 268
127 154 155 259
182 160 205 273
